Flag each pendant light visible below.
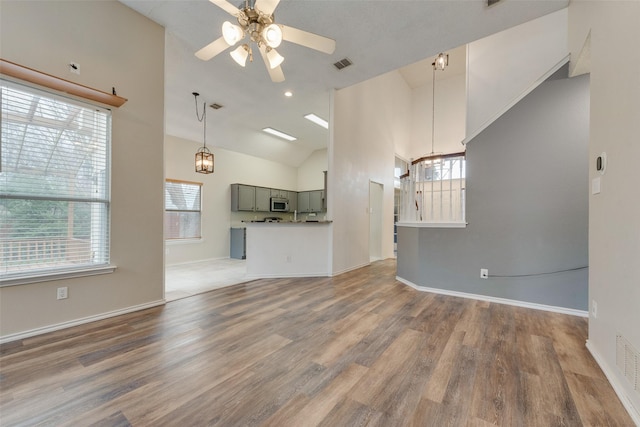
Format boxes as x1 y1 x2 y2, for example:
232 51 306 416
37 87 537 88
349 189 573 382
193 92 214 174
429 53 449 156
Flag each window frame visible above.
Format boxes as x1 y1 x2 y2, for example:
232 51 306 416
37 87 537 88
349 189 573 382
164 179 203 241
0 78 115 286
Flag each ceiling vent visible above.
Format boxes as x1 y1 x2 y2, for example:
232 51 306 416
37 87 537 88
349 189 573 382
209 103 223 110
333 58 353 70
487 0 501 6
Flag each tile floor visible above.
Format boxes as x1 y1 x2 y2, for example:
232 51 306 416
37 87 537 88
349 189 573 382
165 258 249 302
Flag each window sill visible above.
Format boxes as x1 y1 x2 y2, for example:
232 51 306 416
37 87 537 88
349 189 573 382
396 221 467 228
165 238 204 246
0 265 117 287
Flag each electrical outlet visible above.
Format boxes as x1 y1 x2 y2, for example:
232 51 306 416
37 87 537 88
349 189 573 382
57 287 68 300
480 268 488 279
591 300 598 318
69 62 80 75
285 255 292 263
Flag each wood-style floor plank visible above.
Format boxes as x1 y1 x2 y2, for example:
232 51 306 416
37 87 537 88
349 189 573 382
0 259 634 426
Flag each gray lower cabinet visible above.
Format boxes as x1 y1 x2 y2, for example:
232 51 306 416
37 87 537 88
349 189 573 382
230 227 246 259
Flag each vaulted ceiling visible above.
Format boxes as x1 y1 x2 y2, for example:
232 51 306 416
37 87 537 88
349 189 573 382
119 0 568 167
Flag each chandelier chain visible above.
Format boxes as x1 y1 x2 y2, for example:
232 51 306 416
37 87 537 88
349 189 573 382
194 93 207 149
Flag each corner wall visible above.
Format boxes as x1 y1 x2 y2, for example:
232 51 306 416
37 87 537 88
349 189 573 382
570 2 640 421
0 1 165 338
331 71 412 274
398 69 590 311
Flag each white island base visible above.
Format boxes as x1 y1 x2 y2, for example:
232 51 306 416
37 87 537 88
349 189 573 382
245 222 332 279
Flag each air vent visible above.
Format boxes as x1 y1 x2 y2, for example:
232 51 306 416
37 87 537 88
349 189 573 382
616 334 639 393
488 0 501 5
333 58 352 70
209 103 223 110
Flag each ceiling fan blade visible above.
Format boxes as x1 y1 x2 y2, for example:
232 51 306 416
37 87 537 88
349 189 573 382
255 0 280 16
281 24 336 54
259 45 285 83
195 36 231 61
208 0 241 17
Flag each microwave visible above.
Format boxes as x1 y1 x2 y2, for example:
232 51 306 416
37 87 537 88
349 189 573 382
270 197 289 212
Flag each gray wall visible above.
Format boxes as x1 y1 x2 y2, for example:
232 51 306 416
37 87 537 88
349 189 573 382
397 69 590 310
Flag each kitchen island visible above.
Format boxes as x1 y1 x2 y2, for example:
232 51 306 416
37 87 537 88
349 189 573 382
245 221 332 279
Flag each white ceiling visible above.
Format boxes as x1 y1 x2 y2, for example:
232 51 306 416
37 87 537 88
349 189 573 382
119 0 568 167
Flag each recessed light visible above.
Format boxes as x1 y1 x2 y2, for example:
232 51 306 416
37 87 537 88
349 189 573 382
262 127 297 141
304 113 329 129
284 91 293 97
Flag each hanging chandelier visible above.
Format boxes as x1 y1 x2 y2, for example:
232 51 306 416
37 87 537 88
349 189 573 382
429 52 449 157
193 92 214 174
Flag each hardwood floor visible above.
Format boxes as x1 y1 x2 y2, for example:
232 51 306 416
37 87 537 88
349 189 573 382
0 260 633 426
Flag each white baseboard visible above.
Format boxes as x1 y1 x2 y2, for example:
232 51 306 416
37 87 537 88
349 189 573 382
166 257 229 267
0 300 166 345
586 340 640 426
396 276 588 317
331 261 371 277
245 272 330 280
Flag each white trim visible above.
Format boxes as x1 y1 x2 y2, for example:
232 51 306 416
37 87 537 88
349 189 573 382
586 340 640 426
165 238 205 246
0 300 165 344
463 54 571 145
396 222 467 228
165 256 228 267
0 265 117 287
331 261 371 277
396 276 588 317
246 272 330 280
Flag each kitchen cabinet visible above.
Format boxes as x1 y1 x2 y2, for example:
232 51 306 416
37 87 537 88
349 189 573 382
287 191 297 213
231 184 256 211
270 189 288 199
309 190 324 213
297 191 310 213
255 187 271 212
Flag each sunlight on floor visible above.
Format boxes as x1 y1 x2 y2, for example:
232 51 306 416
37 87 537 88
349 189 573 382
165 258 249 302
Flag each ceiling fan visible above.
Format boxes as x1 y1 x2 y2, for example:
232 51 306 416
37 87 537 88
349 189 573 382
195 0 336 82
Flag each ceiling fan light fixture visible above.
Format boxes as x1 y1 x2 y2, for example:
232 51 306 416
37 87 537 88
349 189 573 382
222 21 244 46
266 47 284 69
230 44 250 67
262 23 283 48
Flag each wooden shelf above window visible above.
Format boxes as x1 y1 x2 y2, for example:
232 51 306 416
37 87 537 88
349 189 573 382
0 59 127 108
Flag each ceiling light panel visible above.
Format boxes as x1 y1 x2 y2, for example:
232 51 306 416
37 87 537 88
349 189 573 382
304 113 329 129
262 127 297 141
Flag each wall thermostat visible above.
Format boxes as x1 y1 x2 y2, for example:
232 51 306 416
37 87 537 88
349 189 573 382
596 152 607 175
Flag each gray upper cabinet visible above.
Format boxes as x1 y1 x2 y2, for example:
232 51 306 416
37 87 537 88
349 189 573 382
298 191 310 213
231 184 256 211
255 187 271 212
309 190 324 213
287 191 297 213
270 189 287 199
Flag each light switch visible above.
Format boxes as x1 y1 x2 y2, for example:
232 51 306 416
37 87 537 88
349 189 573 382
592 177 601 195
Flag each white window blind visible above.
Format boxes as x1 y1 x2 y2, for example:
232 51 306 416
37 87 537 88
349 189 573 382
165 180 202 240
0 79 111 281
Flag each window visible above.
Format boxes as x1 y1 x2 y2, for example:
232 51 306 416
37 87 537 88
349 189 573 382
1 80 111 282
165 180 202 240
399 153 466 224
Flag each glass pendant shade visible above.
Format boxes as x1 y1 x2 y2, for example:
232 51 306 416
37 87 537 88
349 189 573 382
195 146 214 174
433 53 449 71
222 21 244 46
230 45 249 67
266 48 284 69
262 24 283 48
